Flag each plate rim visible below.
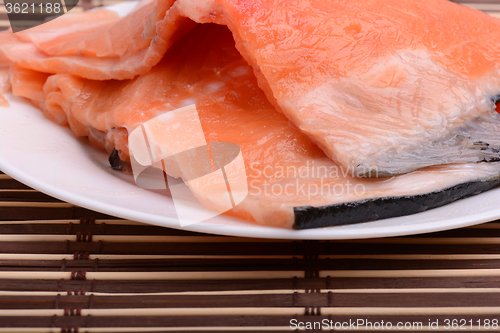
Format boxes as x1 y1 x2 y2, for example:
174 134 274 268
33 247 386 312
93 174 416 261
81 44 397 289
1 125 500 240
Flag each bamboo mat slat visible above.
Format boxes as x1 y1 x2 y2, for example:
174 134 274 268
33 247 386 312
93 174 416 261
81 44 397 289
2 0 500 332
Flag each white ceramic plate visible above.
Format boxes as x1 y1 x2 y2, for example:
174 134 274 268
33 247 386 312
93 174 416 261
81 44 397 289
2 3 500 239
2 92 500 239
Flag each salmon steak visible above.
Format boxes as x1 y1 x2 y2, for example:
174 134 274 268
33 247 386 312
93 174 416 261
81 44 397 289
177 0 500 176
2 0 500 228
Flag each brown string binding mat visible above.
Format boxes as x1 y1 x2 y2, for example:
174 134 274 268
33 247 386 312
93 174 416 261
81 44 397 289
2 1 500 332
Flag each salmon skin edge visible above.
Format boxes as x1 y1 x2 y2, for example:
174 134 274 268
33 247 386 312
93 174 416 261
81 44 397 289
293 178 500 229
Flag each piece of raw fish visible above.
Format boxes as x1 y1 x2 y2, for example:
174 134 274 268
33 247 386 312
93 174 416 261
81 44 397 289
176 0 500 176
0 0 196 80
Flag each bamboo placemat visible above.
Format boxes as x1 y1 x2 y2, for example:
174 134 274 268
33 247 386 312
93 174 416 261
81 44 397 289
3 171 500 332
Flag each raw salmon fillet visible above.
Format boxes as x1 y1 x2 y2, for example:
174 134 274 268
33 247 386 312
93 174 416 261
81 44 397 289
177 0 500 176
11 23 500 228
0 0 196 80
0 32 25 106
